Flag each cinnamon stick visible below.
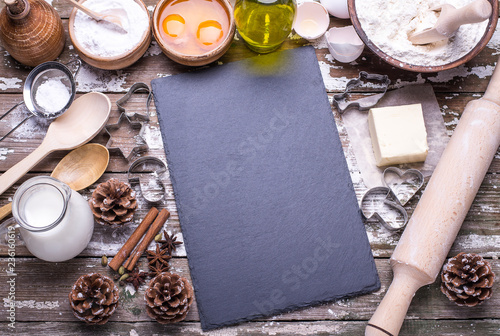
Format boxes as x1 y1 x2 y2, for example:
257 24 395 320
123 242 141 269
108 207 159 271
125 208 170 271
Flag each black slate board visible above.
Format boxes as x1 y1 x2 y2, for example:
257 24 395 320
152 46 380 330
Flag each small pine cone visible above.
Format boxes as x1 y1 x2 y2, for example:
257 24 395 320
69 273 119 324
145 272 194 324
440 252 495 307
89 179 137 226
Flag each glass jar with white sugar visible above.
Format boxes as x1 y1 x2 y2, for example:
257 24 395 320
11 176 94 262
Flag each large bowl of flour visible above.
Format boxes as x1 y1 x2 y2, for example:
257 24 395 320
348 0 498 72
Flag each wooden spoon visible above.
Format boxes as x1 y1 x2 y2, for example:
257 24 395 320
0 143 109 221
409 0 492 45
0 92 111 196
64 0 127 33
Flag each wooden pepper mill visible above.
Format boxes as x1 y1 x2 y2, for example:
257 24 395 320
0 0 65 67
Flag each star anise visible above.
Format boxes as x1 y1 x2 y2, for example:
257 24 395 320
159 231 183 255
146 244 171 266
125 267 148 291
148 260 170 278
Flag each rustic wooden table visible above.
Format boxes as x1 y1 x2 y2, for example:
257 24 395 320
0 1 499 335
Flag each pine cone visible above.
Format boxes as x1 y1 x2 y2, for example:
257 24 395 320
69 273 119 324
145 272 194 324
89 179 137 226
440 252 495 307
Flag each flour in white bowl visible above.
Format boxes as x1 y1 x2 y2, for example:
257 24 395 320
355 0 489 66
73 0 149 58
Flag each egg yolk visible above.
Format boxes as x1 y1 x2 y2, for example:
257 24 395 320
197 20 223 46
162 14 186 37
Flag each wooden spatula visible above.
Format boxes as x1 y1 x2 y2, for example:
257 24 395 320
409 0 491 45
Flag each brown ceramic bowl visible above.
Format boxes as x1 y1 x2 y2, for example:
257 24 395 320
348 0 498 73
152 0 235 66
68 0 152 70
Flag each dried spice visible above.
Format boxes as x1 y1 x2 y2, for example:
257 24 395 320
126 268 148 290
159 231 183 255
146 244 171 266
149 260 171 278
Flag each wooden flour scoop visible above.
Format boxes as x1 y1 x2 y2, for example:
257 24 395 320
409 0 492 45
365 60 500 335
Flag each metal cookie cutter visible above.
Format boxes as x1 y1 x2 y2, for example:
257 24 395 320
361 186 408 232
382 167 424 206
116 82 152 121
105 83 152 160
332 71 391 114
361 167 424 231
128 156 167 204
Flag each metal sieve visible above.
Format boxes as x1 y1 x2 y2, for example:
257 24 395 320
0 60 80 141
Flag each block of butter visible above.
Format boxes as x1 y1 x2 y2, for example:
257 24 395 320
368 103 429 167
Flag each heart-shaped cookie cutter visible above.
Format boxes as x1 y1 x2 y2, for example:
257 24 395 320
128 156 167 204
361 167 424 231
382 167 424 206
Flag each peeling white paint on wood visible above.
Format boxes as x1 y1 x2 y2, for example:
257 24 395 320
143 42 162 58
3 298 60 309
0 148 14 160
76 65 128 92
0 77 22 90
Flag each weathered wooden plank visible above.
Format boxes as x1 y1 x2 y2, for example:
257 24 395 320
0 170 498 258
1 320 499 336
0 17 499 94
0 258 498 323
0 92 498 173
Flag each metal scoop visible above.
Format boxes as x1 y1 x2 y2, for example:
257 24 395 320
409 0 492 45
0 60 80 141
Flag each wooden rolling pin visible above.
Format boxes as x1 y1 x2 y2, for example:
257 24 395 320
366 60 500 336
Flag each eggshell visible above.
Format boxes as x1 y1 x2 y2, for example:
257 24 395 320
293 1 330 40
320 0 349 19
325 26 364 63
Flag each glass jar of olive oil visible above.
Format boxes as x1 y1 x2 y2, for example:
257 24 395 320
234 0 296 54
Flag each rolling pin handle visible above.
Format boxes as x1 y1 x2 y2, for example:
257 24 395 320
366 265 427 336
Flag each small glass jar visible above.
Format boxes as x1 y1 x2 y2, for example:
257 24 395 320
234 0 297 53
12 176 94 262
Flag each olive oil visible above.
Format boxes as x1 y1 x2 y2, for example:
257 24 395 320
234 0 296 53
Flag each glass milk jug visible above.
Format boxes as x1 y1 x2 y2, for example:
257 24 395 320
12 176 94 262
234 0 296 53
